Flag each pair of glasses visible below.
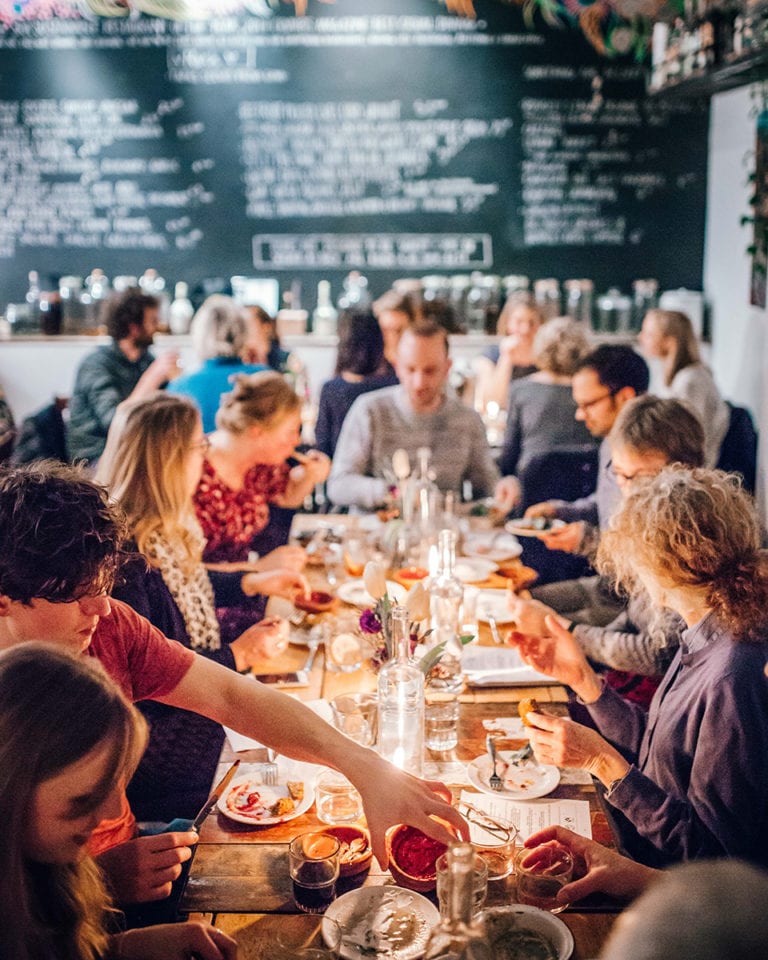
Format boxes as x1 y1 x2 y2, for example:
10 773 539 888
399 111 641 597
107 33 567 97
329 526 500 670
574 390 616 413
191 436 212 454
606 459 656 484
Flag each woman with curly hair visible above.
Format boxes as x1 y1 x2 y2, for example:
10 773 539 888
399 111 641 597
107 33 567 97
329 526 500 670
509 466 768 868
0 643 236 960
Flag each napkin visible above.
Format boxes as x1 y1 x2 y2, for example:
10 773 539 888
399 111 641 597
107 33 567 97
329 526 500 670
462 647 556 686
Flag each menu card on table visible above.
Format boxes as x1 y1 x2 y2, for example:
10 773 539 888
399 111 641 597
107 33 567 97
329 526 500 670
459 790 592 840
462 647 556 686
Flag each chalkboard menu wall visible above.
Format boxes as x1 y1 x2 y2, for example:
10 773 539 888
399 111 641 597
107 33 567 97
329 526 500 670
0 0 709 308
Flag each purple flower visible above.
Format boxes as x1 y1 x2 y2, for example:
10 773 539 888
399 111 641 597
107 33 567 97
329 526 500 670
359 609 383 634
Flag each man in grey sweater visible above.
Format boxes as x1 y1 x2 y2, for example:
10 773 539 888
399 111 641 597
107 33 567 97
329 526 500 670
327 321 519 511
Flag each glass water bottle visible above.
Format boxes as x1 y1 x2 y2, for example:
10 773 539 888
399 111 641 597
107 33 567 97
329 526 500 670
377 605 424 776
428 529 465 692
423 843 492 960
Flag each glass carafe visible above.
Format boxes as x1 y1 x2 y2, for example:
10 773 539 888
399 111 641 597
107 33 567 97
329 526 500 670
423 842 492 960
377 605 424 776
428 529 465 693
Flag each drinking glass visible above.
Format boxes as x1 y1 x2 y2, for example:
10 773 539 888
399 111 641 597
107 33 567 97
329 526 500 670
288 833 341 914
436 850 489 920
276 917 342 960
326 630 365 673
460 803 519 881
330 692 378 745
343 532 367 577
424 696 460 751
515 841 574 913
315 770 364 824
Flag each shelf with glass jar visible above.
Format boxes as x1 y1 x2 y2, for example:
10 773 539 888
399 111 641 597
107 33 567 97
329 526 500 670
649 0 768 98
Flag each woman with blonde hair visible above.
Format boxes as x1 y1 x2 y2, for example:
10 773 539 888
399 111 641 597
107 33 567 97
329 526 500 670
473 295 544 411
510 466 768 868
167 293 266 432
638 308 729 467
193 370 330 640
0 642 237 960
97 393 307 819
497 316 596 479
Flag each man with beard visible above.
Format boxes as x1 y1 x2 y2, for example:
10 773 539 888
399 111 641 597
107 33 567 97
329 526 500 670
68 288 179 464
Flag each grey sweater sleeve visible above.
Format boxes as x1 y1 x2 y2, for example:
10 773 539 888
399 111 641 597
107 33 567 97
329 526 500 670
326 399 388 509
464 410 501 498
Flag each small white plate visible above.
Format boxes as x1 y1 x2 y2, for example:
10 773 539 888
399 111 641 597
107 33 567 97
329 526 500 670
484 905 574 960
454 557 497 583
467 752 560 799
463 532 522 562
337 578 407 608
324 886 439 960
218 778 313 825
505 518 566 538
476 589 515 624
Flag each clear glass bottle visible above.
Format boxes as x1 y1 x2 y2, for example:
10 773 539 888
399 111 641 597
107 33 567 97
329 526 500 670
139 268 170 330
423 843 492 960
312 280 338 336
403 447 439 567
83 268 110 333
428 529 465 692
169 281 194 334
59 276 86 334
377 605 424 776
25 270 40 330
337 270 370 311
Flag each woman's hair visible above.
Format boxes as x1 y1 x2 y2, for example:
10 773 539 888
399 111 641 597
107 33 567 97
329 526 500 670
95 393 202 570
598 465 768 640
372 288 420 321
532 316 591 376
496 294 544 336
0 643 147 960
246 303 281 346
190 294 248 360
216 370 301 435
335 309 386 377
610 395 705 468
645 308 701 385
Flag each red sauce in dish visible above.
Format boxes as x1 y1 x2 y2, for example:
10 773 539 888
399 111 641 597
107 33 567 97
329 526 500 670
295 591 334 612
396 567 429 581
391 826 447 879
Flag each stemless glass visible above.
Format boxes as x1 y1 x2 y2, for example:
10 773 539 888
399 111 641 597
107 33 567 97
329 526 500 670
515 841 574 913
460 803 519 881
330 692 378 745
289 833 341 914
315 770 364 824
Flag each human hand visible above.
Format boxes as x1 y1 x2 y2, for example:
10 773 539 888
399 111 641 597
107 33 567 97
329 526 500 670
291 449 331 486
506 616 598 697
505 594 557 637
114 921 238 960
524 827 658 904
256 545 307 572
232 617 290 667
242 568 309 600
525 711 627 783
499 333 523 363
494 475 521 513
541 521 584 553
145 351 181 388
95 831 197 904
524 501 558 519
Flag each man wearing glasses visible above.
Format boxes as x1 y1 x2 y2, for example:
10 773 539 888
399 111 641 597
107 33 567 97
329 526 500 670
524 345 649 625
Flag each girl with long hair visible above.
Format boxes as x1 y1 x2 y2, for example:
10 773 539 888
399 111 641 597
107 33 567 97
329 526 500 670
0 643 237 960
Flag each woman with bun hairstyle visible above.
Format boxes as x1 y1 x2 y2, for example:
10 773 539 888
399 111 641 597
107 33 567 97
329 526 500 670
97 393 307 820
0 643 237 960
509 466 768 868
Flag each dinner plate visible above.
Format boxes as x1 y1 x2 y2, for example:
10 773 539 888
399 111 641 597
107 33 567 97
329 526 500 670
476 589 515 624
324 886 439 960
484 905 574 960
467 752 560 799
218 778 314 825
454 557 497 583
463 532 522 562
337 578 407 608
505 518 566 538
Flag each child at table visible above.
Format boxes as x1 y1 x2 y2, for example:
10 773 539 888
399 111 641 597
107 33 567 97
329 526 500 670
0 642 238 960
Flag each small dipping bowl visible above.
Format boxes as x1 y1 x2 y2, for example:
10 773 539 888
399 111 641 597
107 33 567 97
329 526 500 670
386 824 448 892
316 825 373 877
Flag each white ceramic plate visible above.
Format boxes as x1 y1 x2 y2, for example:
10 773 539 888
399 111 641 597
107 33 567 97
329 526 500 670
505 518 566 538
218 778 314 826
324 886 439 960
337 578 407 608
476 589 515 624
454 557 497 583
467 753 560 799
463 532 522 562
484 905 574 960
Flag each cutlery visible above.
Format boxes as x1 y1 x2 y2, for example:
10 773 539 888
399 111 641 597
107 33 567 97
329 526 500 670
262 747 279 786
486 734 504 791
509 742 534 766
487 614 504 645
191 760 241 831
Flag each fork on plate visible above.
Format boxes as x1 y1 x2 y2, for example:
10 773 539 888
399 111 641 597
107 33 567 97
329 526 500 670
486 735 504 791
262 747 279 786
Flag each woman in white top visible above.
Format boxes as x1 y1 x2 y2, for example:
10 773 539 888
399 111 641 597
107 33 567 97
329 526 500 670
638 309 729 467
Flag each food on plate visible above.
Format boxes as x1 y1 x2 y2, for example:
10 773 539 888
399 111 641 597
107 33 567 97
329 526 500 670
491 929 558 960
224 780 304 820
469 501 506 526
271 796 297 817
518 697 541 727
393 566 429 587
508 517 565 534
294 590 336 613
495 565 539 590
287 781 305 802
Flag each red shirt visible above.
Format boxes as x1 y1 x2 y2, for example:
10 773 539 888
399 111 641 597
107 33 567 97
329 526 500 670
194 458 290 563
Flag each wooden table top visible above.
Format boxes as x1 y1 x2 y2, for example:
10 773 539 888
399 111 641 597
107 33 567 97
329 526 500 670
180 515 623 958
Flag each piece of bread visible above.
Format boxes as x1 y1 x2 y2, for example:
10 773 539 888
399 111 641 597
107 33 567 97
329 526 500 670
270 796 297 817
287 781 305 802
518 697 541 727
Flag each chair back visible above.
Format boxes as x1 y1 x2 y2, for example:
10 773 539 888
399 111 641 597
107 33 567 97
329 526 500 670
716 402 758 493
517 444 600 515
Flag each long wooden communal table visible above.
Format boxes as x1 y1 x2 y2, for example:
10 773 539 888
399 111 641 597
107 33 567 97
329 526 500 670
180 520 622 958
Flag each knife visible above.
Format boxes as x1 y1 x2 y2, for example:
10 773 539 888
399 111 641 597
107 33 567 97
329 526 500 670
487 614 503 645
191 760 241 832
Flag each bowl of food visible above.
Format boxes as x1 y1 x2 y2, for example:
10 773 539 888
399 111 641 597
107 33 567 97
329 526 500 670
483 905 574 959
317 825 373 877
294 590 337 614
495 564 539 591
386 824 448 892
392 566 429 589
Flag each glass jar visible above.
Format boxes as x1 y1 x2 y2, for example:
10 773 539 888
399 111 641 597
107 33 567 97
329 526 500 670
632 278 659 332
533 278 561 320
596 287 632 332
564 279 594 326
59 276 87 334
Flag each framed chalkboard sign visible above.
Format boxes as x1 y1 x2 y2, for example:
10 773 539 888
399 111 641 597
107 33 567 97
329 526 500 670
0 0 708 308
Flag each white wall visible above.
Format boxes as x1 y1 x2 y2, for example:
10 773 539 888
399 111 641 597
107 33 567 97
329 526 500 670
704 84 768 513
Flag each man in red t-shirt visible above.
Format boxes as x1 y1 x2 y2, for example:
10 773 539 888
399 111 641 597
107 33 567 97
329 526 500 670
0 463 464 905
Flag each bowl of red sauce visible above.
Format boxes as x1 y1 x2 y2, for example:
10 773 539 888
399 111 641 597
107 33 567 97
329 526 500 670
386 824 448 892
294 590 336 614
392 567 429 589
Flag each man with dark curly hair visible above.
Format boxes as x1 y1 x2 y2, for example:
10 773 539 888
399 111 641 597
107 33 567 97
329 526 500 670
67 288 180 464
0 462 463 911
